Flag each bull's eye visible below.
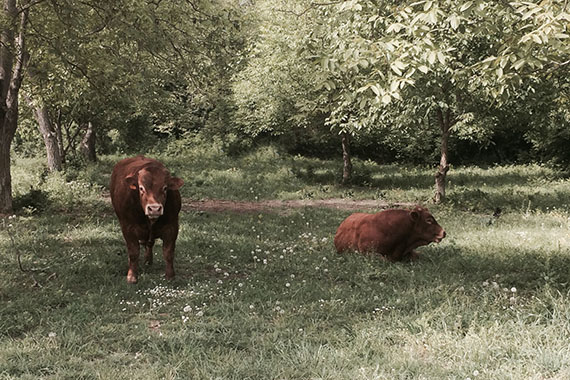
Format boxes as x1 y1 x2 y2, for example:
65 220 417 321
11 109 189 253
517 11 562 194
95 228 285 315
426 219 433 224
162 186 167 194
139 186 145 193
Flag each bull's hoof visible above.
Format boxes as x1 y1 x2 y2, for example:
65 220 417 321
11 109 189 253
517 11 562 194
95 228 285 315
127 274 138 284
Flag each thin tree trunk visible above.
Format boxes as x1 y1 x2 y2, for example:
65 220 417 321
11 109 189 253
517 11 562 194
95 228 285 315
435 108 451 204
0 136 12 212
55 109 64 163
0 1 29 213
80 121 97 162
341 132 352 185
26 96 63 171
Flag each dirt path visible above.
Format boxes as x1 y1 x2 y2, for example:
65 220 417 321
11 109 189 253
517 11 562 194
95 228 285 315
182 198 414 213
102 193 415 213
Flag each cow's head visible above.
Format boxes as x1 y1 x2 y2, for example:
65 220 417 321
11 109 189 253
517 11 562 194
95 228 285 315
410 206 446 244
126 167 183 221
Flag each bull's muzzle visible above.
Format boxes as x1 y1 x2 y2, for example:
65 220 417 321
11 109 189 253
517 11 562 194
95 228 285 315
146 203 163 219
434 230 446 243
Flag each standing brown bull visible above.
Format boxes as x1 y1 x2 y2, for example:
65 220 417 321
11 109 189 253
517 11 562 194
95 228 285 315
334 206 446 261
110 156 184 283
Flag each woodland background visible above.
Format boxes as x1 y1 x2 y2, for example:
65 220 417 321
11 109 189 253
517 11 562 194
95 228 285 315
0 0 569 212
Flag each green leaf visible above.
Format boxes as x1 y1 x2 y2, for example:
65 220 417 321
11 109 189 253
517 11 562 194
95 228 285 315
386 23 405 33
370 85 381 96
521 7 542 21
459 1 473 13
391 63 403 75
512 59 526 70
496 67 503 78
449 15 459 30
390 80 399 92
418 65 429 73
427 51 437 65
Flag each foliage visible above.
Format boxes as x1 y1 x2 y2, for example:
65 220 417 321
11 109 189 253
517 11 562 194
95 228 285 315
231 0 327 137
16 0 250 160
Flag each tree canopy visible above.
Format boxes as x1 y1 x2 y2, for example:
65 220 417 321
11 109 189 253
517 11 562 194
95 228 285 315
2 0 569 211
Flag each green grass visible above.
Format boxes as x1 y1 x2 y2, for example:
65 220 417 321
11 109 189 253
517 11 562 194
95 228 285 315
2 148 570 379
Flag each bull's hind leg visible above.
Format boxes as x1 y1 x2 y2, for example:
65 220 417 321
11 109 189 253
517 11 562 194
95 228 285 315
144 239 155 266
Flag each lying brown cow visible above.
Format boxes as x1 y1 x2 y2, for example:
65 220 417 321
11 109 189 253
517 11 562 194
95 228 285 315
110 156 184 283
334 206 446 261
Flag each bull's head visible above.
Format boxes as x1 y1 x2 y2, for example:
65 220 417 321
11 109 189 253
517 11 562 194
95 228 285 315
126 167 183 221
410 206 446 243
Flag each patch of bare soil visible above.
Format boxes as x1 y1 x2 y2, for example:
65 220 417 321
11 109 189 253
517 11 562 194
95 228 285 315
182 198 415 214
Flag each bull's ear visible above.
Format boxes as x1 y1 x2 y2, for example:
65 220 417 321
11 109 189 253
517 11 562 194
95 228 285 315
125 174 138 190
168 177 184 190
410 210 420 221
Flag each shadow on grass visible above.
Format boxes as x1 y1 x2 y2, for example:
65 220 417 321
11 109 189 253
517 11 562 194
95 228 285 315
422 245 570 291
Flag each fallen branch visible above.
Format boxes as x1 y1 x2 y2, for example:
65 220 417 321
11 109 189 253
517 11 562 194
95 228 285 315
2 217 54 287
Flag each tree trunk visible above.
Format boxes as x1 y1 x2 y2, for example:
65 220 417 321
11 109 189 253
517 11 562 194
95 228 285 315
26 97 63 171
0 135 12 212
434 108 451 204
54 109 64 163
341 132 352 185
0 1 29 213
80 121 97 162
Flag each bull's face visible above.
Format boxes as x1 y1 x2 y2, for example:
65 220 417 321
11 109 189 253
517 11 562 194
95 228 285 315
410 206 446 244
126 168 183 221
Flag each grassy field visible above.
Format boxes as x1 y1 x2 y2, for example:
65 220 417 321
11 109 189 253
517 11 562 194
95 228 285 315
1 147 570 379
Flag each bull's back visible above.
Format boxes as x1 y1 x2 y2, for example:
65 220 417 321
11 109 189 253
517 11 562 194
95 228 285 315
334 213 371 253
334 209 411 254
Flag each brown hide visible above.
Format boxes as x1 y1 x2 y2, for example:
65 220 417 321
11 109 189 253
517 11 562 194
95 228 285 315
110 156 183 283
334 206 446 261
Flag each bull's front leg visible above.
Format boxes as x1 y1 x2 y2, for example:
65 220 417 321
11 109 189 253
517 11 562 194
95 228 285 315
401 250 421 262
144 239 155 266
162 239 176 280
126 239 141 284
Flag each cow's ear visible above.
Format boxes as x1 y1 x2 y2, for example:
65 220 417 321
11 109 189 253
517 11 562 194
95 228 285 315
410 210 420 221
168 177 184 190
125 174 138 190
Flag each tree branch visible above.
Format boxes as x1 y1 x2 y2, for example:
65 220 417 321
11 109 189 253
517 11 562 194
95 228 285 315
17 0 48 14
276 1 342 17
